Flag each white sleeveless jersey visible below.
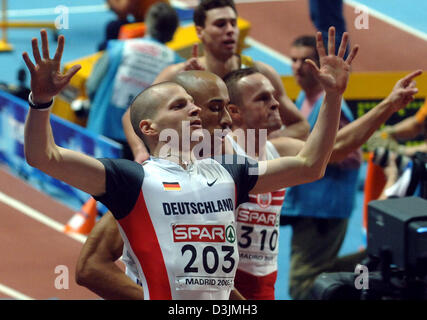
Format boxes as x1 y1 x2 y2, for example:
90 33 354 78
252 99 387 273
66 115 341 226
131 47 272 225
95 156 257 300
227 136 285 276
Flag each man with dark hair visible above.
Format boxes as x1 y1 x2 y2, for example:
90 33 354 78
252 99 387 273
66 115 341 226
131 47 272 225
122 0 310 162
193 0 237 28
86 2 183 161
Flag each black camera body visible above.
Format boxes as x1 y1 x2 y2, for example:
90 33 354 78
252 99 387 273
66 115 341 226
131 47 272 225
310 197 427 300
368 197 427 276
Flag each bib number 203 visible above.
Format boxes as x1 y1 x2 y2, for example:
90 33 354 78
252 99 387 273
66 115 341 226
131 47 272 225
181 245 235 274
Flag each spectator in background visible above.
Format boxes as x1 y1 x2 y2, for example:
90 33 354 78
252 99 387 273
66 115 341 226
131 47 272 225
99 0 169 51
86 2 182 161
309 0 349 57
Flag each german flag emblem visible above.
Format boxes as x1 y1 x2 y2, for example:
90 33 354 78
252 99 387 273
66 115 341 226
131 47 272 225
162 182 181 191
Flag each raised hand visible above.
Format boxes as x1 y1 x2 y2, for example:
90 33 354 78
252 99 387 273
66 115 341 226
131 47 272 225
305 27 359 95
22 29 81 104
385 70 422 111
183 43 205 71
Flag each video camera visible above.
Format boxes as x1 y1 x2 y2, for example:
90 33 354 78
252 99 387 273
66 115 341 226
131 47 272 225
310 197 427 300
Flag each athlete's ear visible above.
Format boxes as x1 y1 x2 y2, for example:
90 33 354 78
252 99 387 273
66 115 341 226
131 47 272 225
140 119 157 137
195 25 203 40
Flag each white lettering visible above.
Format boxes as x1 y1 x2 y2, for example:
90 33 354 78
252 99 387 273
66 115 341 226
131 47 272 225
54 265 69 290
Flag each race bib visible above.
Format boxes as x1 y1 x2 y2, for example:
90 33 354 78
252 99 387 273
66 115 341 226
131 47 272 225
236 201 280 266
172 222 238 291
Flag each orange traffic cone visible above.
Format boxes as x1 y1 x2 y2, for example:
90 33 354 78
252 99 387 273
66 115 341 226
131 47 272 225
362 152 386 232
64 197 98 235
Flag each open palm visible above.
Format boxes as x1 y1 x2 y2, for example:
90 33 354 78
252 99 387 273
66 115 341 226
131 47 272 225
305 27 358 96
22 30 81 104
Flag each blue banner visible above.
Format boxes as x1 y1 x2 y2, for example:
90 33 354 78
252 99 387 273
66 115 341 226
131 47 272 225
0 90 122 210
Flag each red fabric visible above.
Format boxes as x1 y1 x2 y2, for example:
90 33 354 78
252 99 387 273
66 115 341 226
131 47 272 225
118 191 172 300
234 269 277 300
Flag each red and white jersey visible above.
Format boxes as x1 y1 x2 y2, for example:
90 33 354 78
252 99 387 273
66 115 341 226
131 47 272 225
94 156 258 300
228 137 285 276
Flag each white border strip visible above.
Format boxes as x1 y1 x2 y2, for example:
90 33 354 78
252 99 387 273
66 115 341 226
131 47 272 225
245 36 293 65
0 283 34 300
344 0 427 41
6 4 107 18
0 191 86 243
171 0 293 8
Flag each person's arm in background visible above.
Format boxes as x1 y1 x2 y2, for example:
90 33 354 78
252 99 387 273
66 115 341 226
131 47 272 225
152 44 204 84
385 100 427 142
255 61 310 140
328 70 422 163
76 212 144 299
270 72 422 162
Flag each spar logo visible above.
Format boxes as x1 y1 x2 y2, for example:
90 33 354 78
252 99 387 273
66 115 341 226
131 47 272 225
237 209 277 227
173 224 236 243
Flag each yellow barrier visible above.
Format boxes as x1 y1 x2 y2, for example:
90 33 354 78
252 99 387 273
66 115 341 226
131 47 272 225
0 0 58 52
282 71 427 101
52 51 104 126
0 0 12 51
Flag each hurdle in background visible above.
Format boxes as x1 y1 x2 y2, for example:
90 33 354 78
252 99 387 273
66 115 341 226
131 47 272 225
0 0 58 52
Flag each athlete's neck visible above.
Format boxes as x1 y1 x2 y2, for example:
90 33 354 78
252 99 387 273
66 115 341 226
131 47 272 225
201 52 240 79
152 147 196 169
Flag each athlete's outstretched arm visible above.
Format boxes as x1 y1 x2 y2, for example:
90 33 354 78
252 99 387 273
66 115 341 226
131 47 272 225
23 30 106 196
329 70 422 162
76 212 144 300
271 71 422 161
251 27 359 194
